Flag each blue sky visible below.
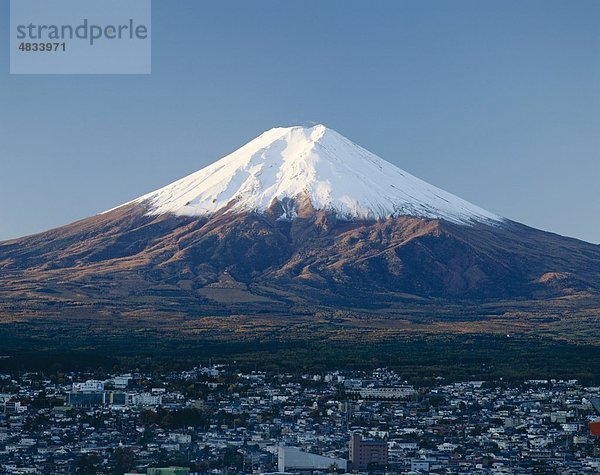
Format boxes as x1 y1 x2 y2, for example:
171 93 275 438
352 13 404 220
1 0 599 243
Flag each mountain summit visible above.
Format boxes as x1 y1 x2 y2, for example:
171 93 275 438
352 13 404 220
116 125 502 225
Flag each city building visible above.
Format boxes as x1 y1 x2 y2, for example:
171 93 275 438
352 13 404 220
278 446 347 472
349 433 388 470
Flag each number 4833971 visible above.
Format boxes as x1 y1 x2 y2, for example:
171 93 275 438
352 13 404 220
18 42 66 52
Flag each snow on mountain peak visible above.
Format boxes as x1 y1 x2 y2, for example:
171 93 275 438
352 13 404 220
116 124 503 225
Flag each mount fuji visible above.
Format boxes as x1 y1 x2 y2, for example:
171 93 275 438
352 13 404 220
114 125 501 225
0 125 599 324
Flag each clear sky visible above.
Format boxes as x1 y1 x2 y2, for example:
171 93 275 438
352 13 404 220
1 0 599 243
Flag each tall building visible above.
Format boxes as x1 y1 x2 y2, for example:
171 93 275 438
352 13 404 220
349 433 388 470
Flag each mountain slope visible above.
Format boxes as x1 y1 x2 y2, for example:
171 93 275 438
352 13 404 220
0 204 598 312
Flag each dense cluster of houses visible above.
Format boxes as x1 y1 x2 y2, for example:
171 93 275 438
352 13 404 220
0 366 598 473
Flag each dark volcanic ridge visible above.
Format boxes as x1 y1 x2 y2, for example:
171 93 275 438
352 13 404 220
1 201 599 318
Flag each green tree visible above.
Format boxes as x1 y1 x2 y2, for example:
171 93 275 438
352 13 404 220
75 453 102 474
111 447 135 474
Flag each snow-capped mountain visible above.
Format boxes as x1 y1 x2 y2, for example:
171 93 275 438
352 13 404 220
116 125 502 225
0 124 598 324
